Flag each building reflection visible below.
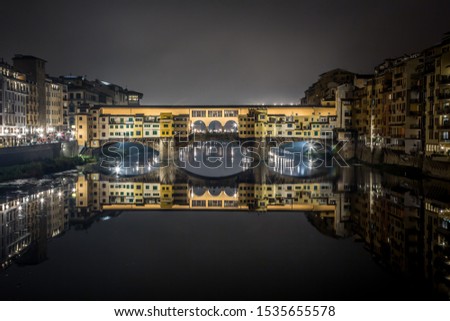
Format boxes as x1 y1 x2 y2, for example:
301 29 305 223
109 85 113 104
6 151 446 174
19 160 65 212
423 181 450 296
350 166 450 297
1 166 352 271
75 165 352 239
0 180 73 269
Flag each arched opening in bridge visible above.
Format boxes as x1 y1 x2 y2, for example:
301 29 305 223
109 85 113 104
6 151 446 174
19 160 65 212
192 120 207 134
208 186 222 196
224 186 238 197
223 120 238 133
192 186 207 196
208 120 223 133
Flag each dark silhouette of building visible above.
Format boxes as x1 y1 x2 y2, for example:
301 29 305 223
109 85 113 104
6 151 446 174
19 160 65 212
13 55 47 129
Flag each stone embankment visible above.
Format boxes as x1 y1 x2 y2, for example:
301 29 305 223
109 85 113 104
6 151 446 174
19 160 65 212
355 143 450 180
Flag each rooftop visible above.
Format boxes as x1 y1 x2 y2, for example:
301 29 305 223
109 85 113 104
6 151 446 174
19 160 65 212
92 104 331 109
13 54 47 63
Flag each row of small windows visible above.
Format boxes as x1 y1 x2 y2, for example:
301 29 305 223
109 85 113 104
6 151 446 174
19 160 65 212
191 200 237 207
109 184 158 190
239 185 324 191
191 110 238 118
240 130 328 136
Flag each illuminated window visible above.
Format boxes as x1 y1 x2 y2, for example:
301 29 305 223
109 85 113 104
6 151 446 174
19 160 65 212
208 110 222 117
224 110 238 117
192 110 206 117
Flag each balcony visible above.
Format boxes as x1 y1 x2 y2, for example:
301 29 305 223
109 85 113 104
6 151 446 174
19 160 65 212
438 124 450 130
409 124 421 129
439 77 450 85
438 93 450 100
436 107 450 115
389 121 405 126
390 134 405 138
408 110 422 116
388 143 406 149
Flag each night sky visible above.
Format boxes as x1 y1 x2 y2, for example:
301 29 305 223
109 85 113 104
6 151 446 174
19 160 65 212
1 0 449 104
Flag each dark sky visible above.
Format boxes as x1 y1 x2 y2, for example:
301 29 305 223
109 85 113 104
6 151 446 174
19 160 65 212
1 0 449 105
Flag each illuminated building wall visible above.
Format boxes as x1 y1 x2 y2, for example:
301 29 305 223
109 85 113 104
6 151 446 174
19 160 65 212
27 82 39 133
423 37 450 155
0 61 29 147
387 55 421 153
45 79 64 132
76 105 339 147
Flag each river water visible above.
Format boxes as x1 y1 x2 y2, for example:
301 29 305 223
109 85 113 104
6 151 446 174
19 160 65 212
0 153 449 300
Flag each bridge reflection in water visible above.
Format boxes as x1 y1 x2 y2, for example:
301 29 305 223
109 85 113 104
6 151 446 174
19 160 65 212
1 164 450 299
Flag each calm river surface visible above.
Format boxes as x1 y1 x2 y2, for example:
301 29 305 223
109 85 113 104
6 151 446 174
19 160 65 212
0 160 449 300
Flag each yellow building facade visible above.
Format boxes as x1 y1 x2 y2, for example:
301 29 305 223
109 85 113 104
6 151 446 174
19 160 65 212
76 105 339 147
45 80 64 132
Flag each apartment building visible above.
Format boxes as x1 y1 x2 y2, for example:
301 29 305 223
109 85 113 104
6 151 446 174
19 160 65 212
0 61 29 146
57 76 143 134
13 55 47 132
423 34 450 155
45 79 65 132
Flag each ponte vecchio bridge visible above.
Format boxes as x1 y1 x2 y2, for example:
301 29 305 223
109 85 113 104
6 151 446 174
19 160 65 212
76 105 338 147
